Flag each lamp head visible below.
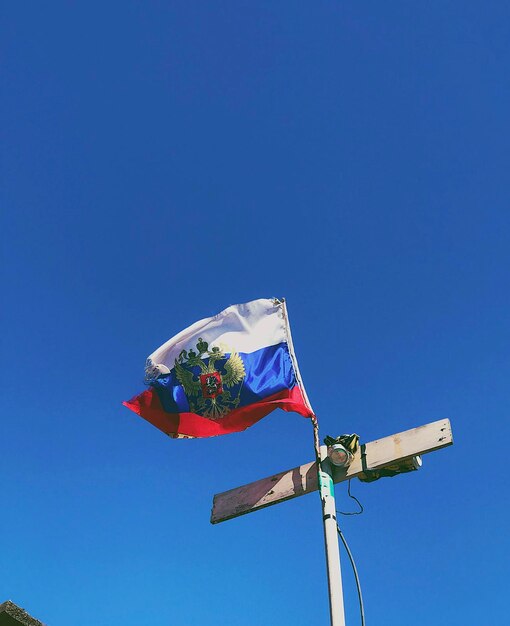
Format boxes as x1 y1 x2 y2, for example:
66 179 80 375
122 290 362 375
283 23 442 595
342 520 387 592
327 443 353 468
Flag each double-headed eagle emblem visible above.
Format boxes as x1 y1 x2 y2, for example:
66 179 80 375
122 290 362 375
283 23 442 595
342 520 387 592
173 338 246 419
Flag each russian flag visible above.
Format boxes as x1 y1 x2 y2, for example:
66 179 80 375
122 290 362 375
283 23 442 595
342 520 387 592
123 298 314 438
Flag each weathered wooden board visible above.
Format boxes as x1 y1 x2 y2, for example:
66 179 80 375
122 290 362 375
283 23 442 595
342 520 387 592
211 418 452 524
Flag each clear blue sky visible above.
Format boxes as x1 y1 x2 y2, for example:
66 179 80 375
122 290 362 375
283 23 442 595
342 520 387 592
2 2 509 625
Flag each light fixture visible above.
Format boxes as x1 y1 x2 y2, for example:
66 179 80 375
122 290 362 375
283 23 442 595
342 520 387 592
404 455 422 471
327 443 354 468
360 454 423 482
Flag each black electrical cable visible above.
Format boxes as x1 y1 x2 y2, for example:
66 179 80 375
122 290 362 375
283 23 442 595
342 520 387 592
335 480 365 625
337 479 364 516
337 524 366 626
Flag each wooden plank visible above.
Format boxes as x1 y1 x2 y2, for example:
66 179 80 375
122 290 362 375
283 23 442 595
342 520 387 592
211 418 452 524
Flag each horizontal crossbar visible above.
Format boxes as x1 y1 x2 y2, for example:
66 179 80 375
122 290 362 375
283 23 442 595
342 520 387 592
211 418 452 524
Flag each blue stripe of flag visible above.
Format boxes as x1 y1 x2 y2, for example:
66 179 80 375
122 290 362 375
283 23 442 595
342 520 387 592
151 341 296 414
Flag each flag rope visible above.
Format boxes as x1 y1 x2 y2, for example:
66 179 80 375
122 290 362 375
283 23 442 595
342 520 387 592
312 415 323 491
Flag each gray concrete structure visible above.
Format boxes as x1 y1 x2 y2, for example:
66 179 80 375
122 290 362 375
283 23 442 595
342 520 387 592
0 601 45 626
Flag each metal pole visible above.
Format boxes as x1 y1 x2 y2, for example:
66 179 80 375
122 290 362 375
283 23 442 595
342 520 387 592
319 444 346 626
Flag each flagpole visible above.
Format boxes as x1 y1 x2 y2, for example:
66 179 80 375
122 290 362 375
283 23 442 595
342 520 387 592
313 418 346 626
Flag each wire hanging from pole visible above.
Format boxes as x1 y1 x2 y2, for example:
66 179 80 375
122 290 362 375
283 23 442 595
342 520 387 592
337 479 364 516
337 525 366 626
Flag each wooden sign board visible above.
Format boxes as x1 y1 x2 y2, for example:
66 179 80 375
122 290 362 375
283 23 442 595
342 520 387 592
211 418 452 524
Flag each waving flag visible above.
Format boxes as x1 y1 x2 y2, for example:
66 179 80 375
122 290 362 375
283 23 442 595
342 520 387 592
123 298 314 438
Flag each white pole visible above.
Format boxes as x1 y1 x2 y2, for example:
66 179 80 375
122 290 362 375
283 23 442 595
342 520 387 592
319 444 346 626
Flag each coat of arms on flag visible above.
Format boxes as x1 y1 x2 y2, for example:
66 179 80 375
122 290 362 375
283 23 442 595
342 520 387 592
169 339 246 418
123 298 314 438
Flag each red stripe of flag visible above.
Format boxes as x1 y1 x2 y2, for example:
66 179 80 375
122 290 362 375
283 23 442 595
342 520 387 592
123 385 313 438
